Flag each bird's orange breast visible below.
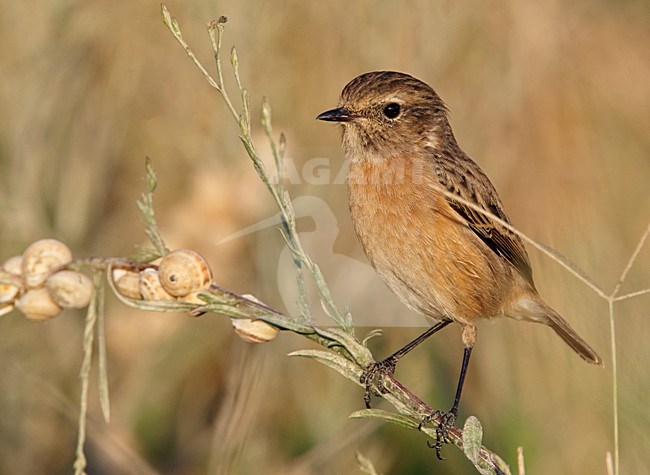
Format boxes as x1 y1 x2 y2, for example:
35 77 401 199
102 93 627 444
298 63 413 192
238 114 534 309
347 153 512 324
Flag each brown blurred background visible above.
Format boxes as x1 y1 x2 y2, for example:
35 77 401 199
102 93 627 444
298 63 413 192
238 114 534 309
0 1 648 474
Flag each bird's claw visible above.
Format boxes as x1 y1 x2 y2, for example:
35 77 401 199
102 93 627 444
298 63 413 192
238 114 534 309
419 409 457 460
360 356 397 408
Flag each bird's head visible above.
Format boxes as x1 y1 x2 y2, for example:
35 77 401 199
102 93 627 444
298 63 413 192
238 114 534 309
317 71 453 160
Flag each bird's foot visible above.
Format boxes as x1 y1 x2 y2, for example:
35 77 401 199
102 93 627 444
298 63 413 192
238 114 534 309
359 356 398 408
418 409 457 460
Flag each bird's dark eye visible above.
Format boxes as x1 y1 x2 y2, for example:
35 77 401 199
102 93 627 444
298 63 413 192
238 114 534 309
383 102 401 119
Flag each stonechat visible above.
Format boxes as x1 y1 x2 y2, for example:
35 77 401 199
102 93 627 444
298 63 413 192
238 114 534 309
317 71 602 452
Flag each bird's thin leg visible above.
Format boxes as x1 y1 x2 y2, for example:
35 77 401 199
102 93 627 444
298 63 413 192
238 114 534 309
361 319 452 408
421 325 476 460
449 345 472 417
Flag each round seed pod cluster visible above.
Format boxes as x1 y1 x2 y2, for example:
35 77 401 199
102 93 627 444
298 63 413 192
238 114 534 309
0 239 94 320
112 248 212 304
111 250 278 344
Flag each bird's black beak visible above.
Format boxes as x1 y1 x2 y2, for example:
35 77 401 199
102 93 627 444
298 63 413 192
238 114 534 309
316 107 355 122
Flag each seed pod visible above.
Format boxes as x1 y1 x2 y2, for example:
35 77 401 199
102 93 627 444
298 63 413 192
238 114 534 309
16 287 62 320
139 268 174 301
22 239 73 288
0 256 23 304
231 318 279 343
158 249 212 298
112 269 142 300
45 270 94 309
1 256 24 303
3 256 22 275
0 283 20 303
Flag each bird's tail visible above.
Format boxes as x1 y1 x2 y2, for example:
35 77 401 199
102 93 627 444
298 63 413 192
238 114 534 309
511 297 603 366
545 307 603 366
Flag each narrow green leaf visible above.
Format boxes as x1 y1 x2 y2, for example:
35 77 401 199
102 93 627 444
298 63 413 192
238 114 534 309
288 349 361 383
313 326 373 367
350 409 419 430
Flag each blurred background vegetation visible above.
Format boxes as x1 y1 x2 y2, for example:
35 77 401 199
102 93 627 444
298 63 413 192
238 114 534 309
0 1 648 474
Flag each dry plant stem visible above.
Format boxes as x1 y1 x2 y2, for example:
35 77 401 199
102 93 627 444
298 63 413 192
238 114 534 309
95 273 110 422
261 98 311 321
163 4 350 330
606 224 650 475
73 275 102 475
611 224 650 301
214 18 348 328
429 182 650 303
607 299 619 475
427 183 608 298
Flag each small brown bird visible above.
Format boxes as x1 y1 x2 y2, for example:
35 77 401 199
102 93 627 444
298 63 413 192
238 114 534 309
317 71 602 449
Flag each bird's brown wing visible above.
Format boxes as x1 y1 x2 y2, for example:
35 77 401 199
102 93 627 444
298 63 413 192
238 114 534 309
431 151 536 288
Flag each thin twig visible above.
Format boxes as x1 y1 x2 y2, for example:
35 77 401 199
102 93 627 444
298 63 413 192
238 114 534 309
608 299 619 475
161 5 220 91
73 278 101 475
606 223 649 475
613 288 650 302
427 182 608 299
611 223 650 298
201 13 350 330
